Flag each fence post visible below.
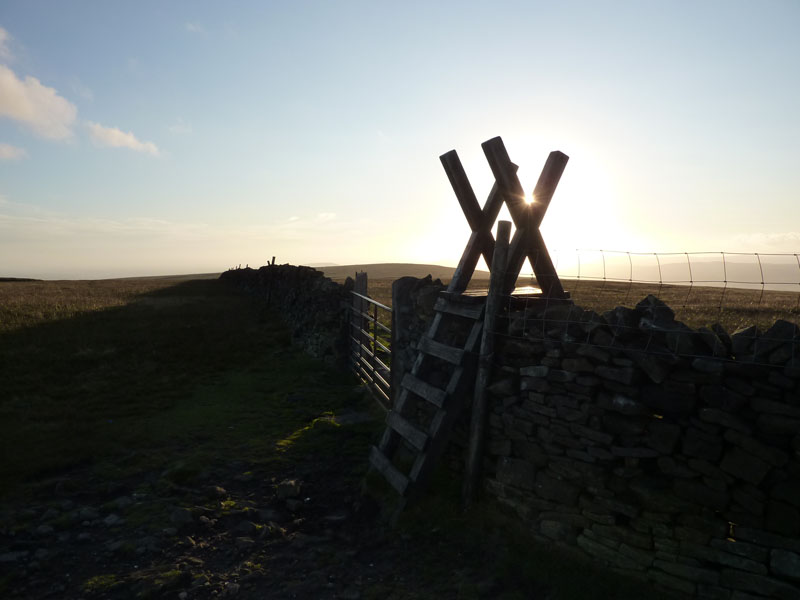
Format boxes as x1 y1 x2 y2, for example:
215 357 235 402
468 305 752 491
353 272 368 378
464 220 511 506
371 302 379 390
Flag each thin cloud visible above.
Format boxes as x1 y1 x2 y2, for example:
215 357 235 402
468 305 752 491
0 142 27 160
0 26 12 62
185 22 205 33
70 79 94 102
87 122 160 156
0 64 77 139
168 117 192 134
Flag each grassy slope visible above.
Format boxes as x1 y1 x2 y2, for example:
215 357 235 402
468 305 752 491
0 277 368 496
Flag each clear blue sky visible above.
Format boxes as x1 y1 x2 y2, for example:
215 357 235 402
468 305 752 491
1 1 799 278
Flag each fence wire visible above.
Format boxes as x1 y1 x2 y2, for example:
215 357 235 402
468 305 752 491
496 251 800 368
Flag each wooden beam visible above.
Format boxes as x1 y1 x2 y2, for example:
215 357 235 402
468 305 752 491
444 180 506 293
440 151 496 276
386 411 429 451
369 446 409 495
440 150 483 230
441 143 516 294
481 137 528 226
418 336 465 365
482 137 569 299
433 296 484 320
528 229 565 298
401 373 447 408
448 229 490 294
463 220 511 506
529 150 569 230
503 226 529 295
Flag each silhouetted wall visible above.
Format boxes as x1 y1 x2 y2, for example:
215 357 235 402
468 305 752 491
220 265 351 367
224 266 800 599
394 277 800 600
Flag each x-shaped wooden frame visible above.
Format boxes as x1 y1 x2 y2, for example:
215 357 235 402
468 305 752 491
440 136 569 298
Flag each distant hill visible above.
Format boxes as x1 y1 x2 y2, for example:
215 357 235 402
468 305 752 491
311 263 490 281
0 277 41 282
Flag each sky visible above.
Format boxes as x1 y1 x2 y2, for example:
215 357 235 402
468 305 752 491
1 1 799 280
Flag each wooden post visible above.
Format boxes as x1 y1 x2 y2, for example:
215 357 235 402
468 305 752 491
463 220 511 507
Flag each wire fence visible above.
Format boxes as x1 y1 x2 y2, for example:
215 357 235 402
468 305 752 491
492 251 800 368
517 250 800 332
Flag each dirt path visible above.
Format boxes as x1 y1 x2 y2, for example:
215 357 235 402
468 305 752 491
0 409 511 600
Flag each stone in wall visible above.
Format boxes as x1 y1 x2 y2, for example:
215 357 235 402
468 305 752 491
220 264 352 366
389 275 446 398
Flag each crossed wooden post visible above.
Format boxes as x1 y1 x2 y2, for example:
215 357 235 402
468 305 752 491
440 136 569 298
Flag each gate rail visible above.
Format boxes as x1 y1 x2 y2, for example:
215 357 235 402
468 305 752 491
349 273 391 410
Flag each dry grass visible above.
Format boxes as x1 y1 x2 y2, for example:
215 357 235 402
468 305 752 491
564 278 800 331
0 274 219 333
0 275 366 495
344 274 800 332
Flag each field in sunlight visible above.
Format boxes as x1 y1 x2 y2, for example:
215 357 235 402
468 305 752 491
339 271 800 332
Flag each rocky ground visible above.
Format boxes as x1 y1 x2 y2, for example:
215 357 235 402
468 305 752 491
0 410 512 600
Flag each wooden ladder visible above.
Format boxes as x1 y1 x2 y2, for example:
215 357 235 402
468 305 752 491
368 291 485 509
367 136 569 514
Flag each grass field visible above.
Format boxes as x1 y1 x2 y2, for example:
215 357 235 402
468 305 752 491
0 274 674 599
331 271 800 333
0 275 372 495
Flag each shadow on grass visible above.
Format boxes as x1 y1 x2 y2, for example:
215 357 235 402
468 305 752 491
389 469 678 600
0 278 371 498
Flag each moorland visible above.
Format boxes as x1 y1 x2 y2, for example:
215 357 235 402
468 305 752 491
0 270 677 599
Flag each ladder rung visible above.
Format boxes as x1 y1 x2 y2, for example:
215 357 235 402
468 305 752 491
418 336 465 365
434 296 485 320
401 373 447 408
369 446 409 496
438 291 487 305
386 411 429 451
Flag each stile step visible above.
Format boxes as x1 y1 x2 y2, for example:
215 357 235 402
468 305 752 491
386 411 429 451
369 446 409 496
434 296 485 320
418 336 465 365
401 373 447 408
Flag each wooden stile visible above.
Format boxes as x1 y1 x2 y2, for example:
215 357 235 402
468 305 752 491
481 137 569 297
366 135 569 517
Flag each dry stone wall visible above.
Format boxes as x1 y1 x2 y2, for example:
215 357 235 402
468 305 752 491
219 265 351 367
395 277 800 600
389 275 447 395
222 266 800 598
